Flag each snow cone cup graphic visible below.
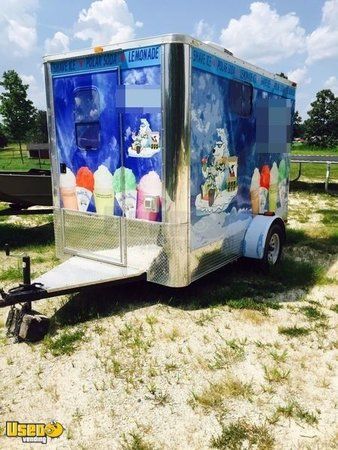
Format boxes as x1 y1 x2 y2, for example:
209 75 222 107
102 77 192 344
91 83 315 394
60 167 78 210
278 159 288 209
269 162 278 212
93 165 114 215
250 168 260 215
259 165 270 214
76 167 94 212
279 180 288 209
112 167 137 218
137 171 162 221
259 187 268 213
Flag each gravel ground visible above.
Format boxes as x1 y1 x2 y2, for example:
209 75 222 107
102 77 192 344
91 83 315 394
0 190 337 449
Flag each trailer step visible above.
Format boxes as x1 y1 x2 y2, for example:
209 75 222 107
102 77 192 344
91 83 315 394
34 256 145 294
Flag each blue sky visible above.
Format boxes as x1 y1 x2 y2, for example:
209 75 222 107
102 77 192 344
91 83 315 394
0 0 337 119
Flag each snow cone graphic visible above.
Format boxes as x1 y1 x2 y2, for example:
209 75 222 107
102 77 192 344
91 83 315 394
76 167 94 211
137 171 162 221
278 159 288 209
112 167 137 218
93 165 114 215
269 162 278 212
60 167 78 210
250 168 260 215
259 165 270 213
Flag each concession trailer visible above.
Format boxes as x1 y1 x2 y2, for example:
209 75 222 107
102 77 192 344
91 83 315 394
0 35 295 338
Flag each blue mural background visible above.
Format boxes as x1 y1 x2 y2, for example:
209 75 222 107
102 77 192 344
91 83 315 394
190 66 294 250
53 64 162 217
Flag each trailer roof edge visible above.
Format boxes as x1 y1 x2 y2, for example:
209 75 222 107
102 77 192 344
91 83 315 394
43 33 295 88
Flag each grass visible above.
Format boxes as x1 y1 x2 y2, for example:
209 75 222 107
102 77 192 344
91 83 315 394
146 384 171 406
226 298 281 314
269 349 288 364
118 322 152 355
299 305 327 321
263 365 290 383
0 265 23 282
209 340 246 370
290 143 338 183
121 431 154 450
0 144 50 171
331 304 338 314
43 329 86 356
191 376 254 410
278 325 311 337
271 400 319 425
211 419 275 450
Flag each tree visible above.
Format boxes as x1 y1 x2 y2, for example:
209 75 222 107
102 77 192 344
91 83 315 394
0 70 37 162
292 110 304 139
304 89 338 148
29 110 48 143
0 122 8 148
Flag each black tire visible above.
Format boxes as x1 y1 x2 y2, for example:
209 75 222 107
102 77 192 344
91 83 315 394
261 223 284 270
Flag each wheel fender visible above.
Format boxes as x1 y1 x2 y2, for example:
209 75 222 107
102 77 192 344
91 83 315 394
243 215 285 260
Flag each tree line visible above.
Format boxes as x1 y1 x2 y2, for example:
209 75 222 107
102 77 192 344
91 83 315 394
293 89 338 148
0 70 337 154
0 70 48 161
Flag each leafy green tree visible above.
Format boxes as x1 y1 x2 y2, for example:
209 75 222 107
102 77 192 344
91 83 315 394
0 70 37 162
304 89 338 148
292 110 304 139
0 122 8 148
29 110 48 143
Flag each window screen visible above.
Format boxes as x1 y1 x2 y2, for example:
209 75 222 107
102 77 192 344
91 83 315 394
229 80 253 117
74 88 100 150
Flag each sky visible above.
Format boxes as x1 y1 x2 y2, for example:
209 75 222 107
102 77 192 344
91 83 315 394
0 0 337 119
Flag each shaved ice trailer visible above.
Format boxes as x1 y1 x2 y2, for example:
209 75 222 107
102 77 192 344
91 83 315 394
0 34 295 337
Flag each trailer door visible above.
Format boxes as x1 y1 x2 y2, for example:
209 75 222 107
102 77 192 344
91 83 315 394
52 68 126 266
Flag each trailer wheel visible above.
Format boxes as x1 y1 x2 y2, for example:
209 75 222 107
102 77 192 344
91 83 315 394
261 224 284 268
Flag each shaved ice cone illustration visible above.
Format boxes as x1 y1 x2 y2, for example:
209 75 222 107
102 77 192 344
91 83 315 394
60 167 78 210
250 168 260 215
76 167 94 211
269 162 278 212
137 171 162 221
113 167 137 218
93 165 114 215
259 165 270 213
278 159 288 209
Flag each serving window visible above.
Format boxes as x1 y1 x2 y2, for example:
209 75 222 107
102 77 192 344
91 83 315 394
74 87 100 150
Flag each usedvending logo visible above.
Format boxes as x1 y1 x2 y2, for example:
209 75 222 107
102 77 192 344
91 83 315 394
1 420 64 444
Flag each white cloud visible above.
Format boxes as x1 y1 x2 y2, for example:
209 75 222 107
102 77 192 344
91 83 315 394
0 0 38 56
287 67 311 86
219 2 306 65
306 0 338 64
45 32 70 54
74 0 143 46
194 20 215 42
324 76 338 95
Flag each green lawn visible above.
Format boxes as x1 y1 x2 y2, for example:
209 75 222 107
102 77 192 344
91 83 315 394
0 144 50 171
291 143 338 156
0 142 337 182
290 143 338 182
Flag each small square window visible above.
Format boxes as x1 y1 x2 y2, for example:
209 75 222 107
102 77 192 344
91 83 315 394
75 122 100 150
229 80 253 117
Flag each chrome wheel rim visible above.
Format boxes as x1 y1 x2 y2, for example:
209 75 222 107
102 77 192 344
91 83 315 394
267 233 280 265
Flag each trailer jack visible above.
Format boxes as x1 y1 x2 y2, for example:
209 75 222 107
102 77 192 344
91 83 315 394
1 245 50 342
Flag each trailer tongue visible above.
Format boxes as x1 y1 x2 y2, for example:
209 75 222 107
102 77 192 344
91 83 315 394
0 256 146 308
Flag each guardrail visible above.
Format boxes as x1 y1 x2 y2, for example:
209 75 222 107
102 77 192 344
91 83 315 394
290 155 338 194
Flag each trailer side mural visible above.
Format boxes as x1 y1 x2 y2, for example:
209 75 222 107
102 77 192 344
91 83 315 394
52 46 162 221
190 48 294 274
